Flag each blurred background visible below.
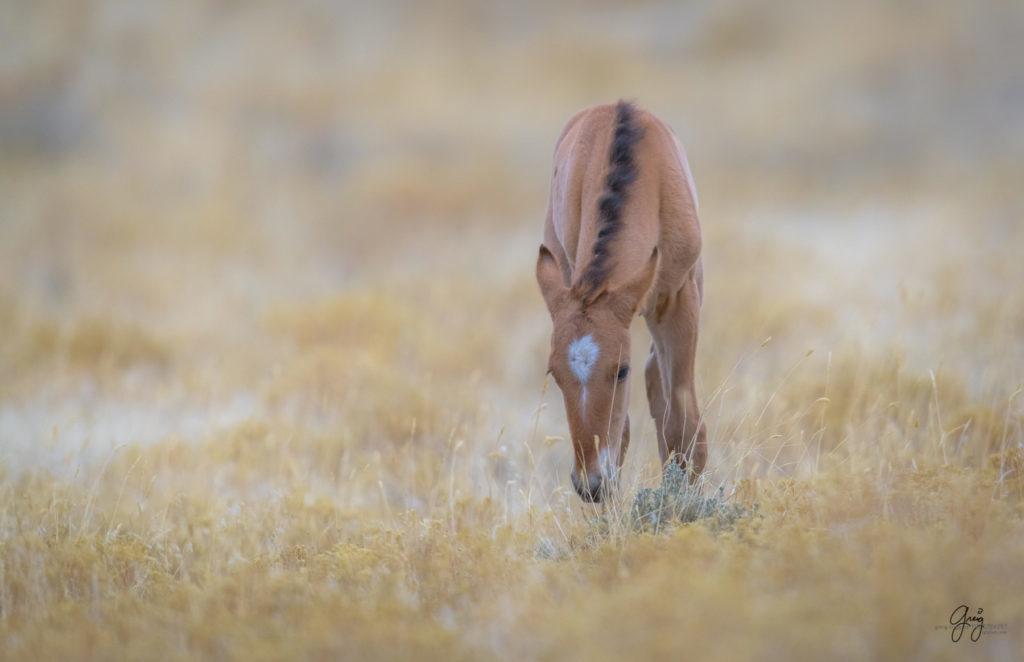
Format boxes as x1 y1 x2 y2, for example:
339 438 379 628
2 0 1023 492
3 2 1024 659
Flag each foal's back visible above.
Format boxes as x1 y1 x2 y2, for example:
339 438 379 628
543 102 702 312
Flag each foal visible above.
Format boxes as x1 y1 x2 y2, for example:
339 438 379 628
536 101 706 502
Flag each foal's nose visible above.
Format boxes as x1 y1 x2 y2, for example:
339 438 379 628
571 470 605 503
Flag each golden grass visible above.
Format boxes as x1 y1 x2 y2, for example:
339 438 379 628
2 0 1023 659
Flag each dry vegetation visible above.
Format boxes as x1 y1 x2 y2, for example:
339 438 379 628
2 0 1023 659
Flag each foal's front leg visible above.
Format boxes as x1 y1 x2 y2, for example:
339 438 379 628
648 277 707 479
645 344 670 464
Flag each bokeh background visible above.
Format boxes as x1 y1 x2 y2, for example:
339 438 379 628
2 1 1023 659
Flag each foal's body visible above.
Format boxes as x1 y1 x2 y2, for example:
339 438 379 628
537 102 706 501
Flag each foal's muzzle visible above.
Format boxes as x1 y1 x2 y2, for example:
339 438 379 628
571 470 606 503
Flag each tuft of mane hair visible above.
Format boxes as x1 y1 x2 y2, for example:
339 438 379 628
577 100 644 302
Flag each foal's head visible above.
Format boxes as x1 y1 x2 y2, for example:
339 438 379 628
536 245 658 502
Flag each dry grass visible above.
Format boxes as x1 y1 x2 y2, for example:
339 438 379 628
2 0 1023 659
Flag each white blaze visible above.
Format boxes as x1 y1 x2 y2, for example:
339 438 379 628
568 335 599 384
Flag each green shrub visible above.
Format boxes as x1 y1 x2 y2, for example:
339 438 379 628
631 463 759 533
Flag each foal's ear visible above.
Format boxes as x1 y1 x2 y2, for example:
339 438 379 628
536 244 567 317
610 247 659 323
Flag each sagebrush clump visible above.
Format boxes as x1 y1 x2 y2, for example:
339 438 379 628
631 463 759 533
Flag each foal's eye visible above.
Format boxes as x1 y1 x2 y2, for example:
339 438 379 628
616 365 630 382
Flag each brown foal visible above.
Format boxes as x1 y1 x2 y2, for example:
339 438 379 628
536 101 706 502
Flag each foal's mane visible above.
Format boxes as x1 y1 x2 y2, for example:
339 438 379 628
576 100 644 302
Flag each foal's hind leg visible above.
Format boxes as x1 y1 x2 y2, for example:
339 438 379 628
647 278 707 479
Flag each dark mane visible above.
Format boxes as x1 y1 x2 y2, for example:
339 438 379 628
577 100 644 301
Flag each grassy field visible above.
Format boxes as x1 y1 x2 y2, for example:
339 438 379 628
2 0 1023 659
